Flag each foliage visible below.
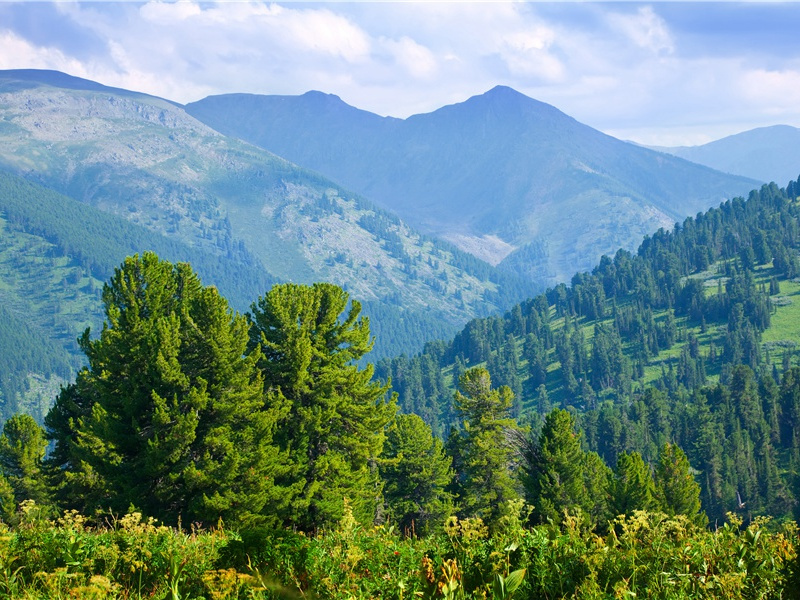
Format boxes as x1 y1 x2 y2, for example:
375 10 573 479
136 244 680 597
523 409 611 526
0 504 794 599
380 178 800 525
450 368 523 527
45 253 285 527
654 442 707 527
380 413 455 535
249 282 396 530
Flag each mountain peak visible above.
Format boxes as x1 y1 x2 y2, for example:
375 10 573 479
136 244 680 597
459 84 564 119
301 90 343 102
485 84 524 97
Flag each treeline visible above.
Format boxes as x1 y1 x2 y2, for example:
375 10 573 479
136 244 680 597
0 252 713 540
378 177 800 522
356 205 539 305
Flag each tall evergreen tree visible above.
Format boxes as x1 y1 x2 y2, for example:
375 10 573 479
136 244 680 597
609 451 656 517
524 409 609 526
380 413 454 535
46 253 284 527
249 282 395 530
0 414 51 518
654 443 706 526
451 367 522 526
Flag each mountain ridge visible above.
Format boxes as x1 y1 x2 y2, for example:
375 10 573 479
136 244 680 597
186 85 759 285
0 69 536 364
653 124 800 185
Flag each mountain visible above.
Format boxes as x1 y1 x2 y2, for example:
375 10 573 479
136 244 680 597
0 70 537 365
377 178 800 522
653 124 800 185
186 86 759 285
0 169 277 421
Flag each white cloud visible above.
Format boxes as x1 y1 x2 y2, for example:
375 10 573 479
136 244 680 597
2 2 800 144
499 27 564 81
0 30 86 75
383 36 438 80
739 68 800 115
606 6 674 55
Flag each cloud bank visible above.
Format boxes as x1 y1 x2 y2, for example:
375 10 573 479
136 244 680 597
1 1 799 146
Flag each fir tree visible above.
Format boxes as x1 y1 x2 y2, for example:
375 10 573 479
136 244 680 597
609 451 656 517
46 253 284 527
380 413 454 535
524 409 609 526
451 367 522 526
249 282 395 529
654 443 706 526
0 414 51 517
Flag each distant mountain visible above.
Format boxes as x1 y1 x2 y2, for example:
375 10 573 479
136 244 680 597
0 69 536 367
0 68 181 105
186 86 759 285
653 125 800 185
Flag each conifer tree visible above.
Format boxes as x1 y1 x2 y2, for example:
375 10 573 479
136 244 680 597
654 442 706 526
380 413 454 535
451 367 522 526
609 451 656 516
524 409 609 526
46 253 284 527
249 282 395 530
0 414 51 517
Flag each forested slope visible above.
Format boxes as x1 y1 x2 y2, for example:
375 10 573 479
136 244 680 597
0 171 275 420
0 70 538 363
378 177 800 522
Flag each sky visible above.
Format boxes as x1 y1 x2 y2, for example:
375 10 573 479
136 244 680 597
1 1 799 146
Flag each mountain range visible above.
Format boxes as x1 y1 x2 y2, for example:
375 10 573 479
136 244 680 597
186 86 758 284
0 68 791 419
0 70 538 350
653 124 800 186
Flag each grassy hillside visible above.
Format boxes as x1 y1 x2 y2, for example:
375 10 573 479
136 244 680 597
379 179 800 428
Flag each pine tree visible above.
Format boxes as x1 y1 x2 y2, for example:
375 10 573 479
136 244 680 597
451 367 522 526
46 253 284 527
654 442 706 526
0 414 51 517
380 413 454 535
609 451 656 517
249 282 395 529
524 409 609 526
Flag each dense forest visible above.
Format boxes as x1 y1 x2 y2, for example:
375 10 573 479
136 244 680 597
379 177 800 523
2 179 800 597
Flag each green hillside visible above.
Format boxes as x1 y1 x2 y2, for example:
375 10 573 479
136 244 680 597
0 170 279 421
0 70 537 363
379 178 800 522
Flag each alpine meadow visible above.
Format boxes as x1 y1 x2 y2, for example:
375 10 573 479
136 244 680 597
1 57 800 600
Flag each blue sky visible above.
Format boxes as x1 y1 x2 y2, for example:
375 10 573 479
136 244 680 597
1 1 799 146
